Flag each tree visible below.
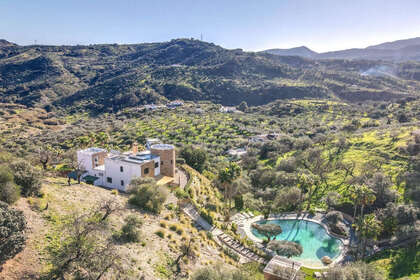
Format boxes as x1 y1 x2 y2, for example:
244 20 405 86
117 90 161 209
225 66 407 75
267 240 303 258
45 206 121 280
180 145 207 172
217 162 241 220
63 150 86 184
323 191 341 211
367 172 396 208
350 184 376 220
0 201 27 267
128 177 168 214
237 101 248 112
325 211 344 225
0 165 20 204
354 214 382 259
325 261 385 280
37 145 59 170
9 159 42 197
274 187 302 211
251 223 282 242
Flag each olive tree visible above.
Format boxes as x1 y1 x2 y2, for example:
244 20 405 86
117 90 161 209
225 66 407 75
251 223 282 242
0 201 27 266
9 160 42 197
267 240 303 258
0 165 20 204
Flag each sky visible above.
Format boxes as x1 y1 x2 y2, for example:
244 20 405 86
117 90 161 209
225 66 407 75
1 0 419 52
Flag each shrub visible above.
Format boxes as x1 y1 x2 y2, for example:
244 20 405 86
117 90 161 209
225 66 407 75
0 166 20 204
0 201 27 266
110 189 119 195
9 160 42 197
155 230 165 238
128 178 168 214
115 215 143 243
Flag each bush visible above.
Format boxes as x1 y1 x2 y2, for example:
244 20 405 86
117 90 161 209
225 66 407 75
0 166 20 204
155 230 165 238
325 211 344 224
9 160 42 197
128 178 168 214
0 201 27 266
200 209 214 225
114 215 143 243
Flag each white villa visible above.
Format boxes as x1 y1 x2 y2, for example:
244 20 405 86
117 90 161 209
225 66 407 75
76 139 175 191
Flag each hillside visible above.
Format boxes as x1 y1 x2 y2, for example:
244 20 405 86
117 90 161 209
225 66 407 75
1 39 420 114
262 46 318 58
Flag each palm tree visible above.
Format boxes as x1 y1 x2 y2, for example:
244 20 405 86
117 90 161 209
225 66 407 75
354 214 382 259
217 162 241 220
350 184 376 219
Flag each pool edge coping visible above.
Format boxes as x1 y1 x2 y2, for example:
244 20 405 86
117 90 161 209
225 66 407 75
241 213 350 270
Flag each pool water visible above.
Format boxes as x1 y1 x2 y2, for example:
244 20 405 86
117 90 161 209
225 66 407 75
251 219 343 267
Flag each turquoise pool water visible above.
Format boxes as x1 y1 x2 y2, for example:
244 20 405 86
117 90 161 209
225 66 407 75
251 219 343 267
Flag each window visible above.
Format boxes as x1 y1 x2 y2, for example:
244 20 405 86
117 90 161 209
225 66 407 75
144 168 149 174
121 180 124 186
155 162 159 168
107 177 112 183
120 166 124 172
161 161 164 165
94 157 98 162
171 160 173 164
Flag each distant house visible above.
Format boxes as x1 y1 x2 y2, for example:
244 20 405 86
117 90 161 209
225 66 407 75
263 256 302 280
249 133 280 143
167 100 184 109
144 104 165 111
227 147 247 159
219 106 239 113
76 142 175 191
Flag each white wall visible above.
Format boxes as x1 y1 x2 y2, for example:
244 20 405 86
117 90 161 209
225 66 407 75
103 158 142 191
77 151 94 173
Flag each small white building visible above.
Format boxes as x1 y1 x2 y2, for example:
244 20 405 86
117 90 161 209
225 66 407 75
227 147 247 159
219 106 239 113
77 142 175 192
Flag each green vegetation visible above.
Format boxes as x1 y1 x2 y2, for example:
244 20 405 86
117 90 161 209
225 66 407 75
0 201 26 266
128 177 169 214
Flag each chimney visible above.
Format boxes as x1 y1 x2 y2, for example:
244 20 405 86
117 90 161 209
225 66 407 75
132 142 138 154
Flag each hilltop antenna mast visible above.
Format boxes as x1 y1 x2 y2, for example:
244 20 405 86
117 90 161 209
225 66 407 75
200 33 203 41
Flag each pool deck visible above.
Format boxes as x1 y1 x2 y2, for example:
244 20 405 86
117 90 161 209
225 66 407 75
239 212 351 270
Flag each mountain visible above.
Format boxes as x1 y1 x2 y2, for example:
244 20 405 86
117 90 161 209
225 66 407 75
265 37 420 61
367 37 420 50
263 46 317 58
0 39 17 47
0 38 419 113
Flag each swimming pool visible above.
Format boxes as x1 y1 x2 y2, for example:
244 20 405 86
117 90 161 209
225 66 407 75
251 219 343 267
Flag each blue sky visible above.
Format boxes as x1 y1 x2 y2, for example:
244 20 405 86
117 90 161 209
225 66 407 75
1 0 419 52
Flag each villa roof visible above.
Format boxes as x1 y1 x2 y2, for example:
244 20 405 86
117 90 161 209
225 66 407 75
263 256 302 280
108 153 159 165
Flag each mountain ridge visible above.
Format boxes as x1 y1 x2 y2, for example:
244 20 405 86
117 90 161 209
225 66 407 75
264 37 420 61
1 38 420 114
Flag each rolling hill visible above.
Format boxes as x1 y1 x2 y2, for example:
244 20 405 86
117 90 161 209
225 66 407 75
1 38 420 113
